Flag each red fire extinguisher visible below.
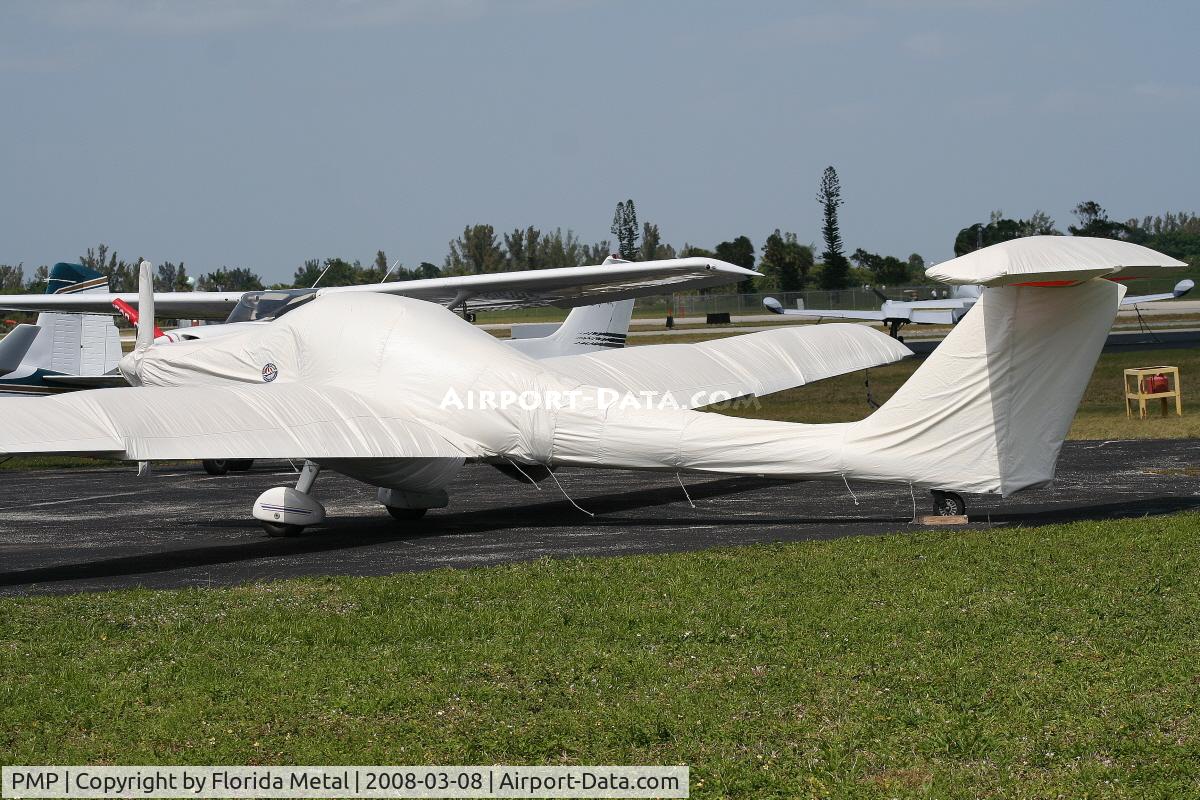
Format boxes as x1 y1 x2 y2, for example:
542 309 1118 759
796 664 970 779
1144 374 1169 394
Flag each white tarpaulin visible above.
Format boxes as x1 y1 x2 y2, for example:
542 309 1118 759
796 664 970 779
927 235 1187 286
542 324 911 408
0 235 1185 499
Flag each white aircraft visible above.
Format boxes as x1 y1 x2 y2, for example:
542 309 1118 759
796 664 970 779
0 237 1186 534
0 263 124 396
764 275 1195 339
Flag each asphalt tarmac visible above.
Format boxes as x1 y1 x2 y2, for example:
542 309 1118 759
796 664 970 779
1 439 1197 595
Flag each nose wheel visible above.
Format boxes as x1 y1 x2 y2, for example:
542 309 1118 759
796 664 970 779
930 489 966 517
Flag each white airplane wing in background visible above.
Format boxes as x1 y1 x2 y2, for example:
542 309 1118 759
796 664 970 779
763 296 972 324
762 301 887 322
0 257 758 319
0 290 246 318
1121 279 1194 305
325 257 757 311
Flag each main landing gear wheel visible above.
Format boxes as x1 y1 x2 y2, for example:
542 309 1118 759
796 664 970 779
228 459 254 471
930 489 966 516
262 522 304 537
203 459 229 475
386 506 427 521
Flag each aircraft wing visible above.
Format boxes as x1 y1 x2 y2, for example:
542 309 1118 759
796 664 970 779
323 257 759 311
1121 279 1195 306
768 307 887 321
0 383 472 460
542 323 912 409
0 290 245 318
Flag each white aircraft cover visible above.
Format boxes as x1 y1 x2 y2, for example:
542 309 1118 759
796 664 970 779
0 274 1131 498
542 324 912 408
0 383 469 460
927 235 1187 286
549 279 1123 494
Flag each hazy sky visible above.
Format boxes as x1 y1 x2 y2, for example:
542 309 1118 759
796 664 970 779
2 0 1197 283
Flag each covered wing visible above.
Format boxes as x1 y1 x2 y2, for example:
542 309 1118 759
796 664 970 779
0 290 245 318
0 383 471 460
543 323 912 409
324 257 758 311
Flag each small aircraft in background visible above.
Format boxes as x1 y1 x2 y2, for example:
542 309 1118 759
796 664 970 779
0 263 123 396
764 277 1195 339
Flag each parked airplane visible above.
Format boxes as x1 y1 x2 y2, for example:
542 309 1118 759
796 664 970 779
1 237 1185 534
113 262 640 475
764 276 1195 339
0 264 123 396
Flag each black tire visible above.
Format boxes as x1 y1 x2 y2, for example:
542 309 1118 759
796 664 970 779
227 459 254 471
930 490 966 516
203 459 229 476
262 522 304 537
386 506 428 521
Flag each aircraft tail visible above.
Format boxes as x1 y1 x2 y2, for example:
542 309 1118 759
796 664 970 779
0 324 42 374
838 278 1121 494
506 256 635 358
46 263 110 295
24 314 123 376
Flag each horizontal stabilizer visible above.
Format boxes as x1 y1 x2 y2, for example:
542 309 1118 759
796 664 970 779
927 236 1187 286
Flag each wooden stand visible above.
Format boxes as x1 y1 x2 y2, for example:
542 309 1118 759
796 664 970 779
1124 366 1183 418
917 515 969 525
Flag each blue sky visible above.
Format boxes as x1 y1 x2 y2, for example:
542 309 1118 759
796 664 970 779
1 0 1196 283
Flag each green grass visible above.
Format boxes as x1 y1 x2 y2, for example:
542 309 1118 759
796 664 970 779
716 346 1200 440
2 514 1198 797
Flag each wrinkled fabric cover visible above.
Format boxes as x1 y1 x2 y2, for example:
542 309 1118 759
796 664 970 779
0 384 470 460
927 235 1187 286
0 278 1125 496
541 324 911 408
546 280 1123 495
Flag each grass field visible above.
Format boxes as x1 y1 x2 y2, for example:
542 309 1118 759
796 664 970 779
2 513 1197 797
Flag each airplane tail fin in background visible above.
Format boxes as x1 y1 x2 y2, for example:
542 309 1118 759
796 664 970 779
45 263 110 295
505 255 636 358
0 324 42 374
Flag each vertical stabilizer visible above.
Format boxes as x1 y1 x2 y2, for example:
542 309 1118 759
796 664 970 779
840 279 1122 494
45 263 110 295
506 255 635 358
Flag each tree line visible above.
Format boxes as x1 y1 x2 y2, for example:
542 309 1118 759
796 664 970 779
1 171 1196 297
